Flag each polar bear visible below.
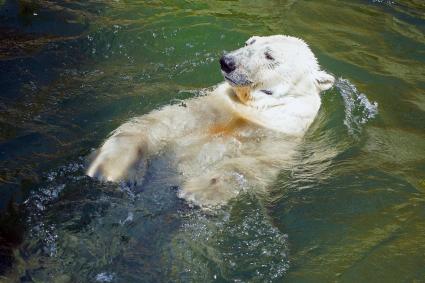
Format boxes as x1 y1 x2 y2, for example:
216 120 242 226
87 35 334 208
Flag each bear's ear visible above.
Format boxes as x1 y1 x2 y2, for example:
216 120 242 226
314 70 335 92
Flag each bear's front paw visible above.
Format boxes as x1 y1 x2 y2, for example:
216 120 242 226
87 152 147 186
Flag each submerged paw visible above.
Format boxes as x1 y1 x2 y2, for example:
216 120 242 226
179 175 241 208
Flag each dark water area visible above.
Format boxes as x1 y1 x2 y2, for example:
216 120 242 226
0 0 424 282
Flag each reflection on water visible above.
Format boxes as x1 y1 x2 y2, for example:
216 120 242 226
0 0 424 282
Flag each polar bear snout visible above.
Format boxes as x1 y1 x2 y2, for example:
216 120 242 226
220 55 236 74
220 54 252 87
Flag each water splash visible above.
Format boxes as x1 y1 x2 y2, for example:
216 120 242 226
336 78 378 136
371 0 394 5
22 162 88 260
177 84 218 98
167 196 290 282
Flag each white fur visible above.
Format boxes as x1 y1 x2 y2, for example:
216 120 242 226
87 35 334 208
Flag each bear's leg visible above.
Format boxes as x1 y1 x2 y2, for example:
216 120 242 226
178 156 279 208
179 171 243 208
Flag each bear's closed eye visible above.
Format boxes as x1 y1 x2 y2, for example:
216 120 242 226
265 51 274 60
261 89 273 95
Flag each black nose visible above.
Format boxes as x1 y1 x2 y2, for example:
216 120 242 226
220 55 236 73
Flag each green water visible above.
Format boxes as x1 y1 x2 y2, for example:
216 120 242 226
0 0 424 282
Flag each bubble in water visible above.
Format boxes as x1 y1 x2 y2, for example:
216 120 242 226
95 272 115 282
120 211 134 225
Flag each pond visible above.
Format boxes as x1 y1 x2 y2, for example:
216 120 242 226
0 0 424 282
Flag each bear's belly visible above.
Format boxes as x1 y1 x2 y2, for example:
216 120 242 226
172 124 301 207
172 125 255 179
173 133 244 175
171 121 281 181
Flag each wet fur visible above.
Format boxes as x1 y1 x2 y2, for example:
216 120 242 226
87 35 334 208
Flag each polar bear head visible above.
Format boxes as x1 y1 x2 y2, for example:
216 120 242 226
220 35 334 107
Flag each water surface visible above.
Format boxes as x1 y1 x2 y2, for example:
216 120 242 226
0 0 424 282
